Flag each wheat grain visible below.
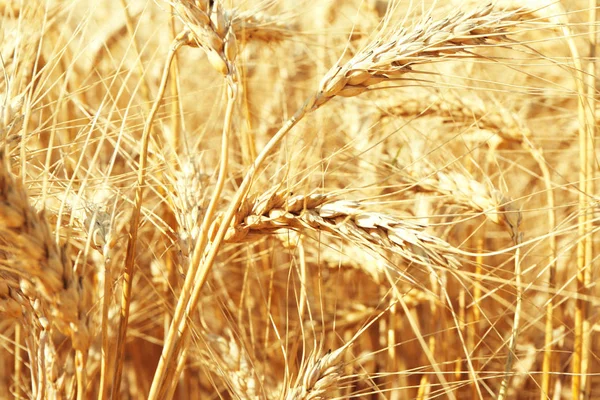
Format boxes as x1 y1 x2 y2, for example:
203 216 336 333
0 280 22 319
0 94 24 140
202 331 275 399
381 93 531 143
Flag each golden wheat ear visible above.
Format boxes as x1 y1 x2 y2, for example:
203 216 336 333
0 148 91 397
311 4 528 109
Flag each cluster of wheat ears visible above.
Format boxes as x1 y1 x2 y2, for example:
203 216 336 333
0 0 598 399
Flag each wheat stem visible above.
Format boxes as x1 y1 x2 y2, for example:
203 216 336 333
36 332 46 400
471 238 484 399
497 234 522 400
168 2 181 152
530 145 557 400
111 36 184 398
98 253 112 400
385 267 457 400
75 349 87 400
148 76 239 400
119 0 152 112
14 324 22 399
580 3 597 397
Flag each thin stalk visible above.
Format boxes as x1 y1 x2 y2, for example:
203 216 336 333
581 2 597 397
417 273 440 400
265 244 278 359
298 240 308 324
162 2 183 351
14 324 21 399
573 118 587 394
110 37 184 398
75 350 87 400
281 239 307 388
98 254 112 400
239 53 256 164
240 57 256 161
237 250 251 332
497 235 522 400
280 238 308 377
24 336 37 399
168 2 181 152
527 146 557 400
36 332 46 400
455 288 466 380
387 300 398 400
119 0 152 112
471 252 482 399
165 344 188 399
385 268 457 400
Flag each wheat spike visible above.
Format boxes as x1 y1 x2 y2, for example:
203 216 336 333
223 190 462 270
311 3 527 109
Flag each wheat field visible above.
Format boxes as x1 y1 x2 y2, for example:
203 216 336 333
0 0 599 399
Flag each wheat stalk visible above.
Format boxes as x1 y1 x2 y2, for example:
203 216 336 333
147 1 240 397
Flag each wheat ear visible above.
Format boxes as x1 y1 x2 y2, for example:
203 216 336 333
223 190 461 271
0 149 90 397
285 346 347 400
311 4 527 109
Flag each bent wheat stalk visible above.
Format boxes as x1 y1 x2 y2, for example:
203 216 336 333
148 4 529 397
111 36 186 397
